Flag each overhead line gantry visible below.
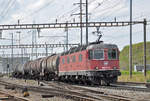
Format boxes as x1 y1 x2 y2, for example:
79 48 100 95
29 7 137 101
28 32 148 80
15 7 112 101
0 21 144 30
0 43 79 49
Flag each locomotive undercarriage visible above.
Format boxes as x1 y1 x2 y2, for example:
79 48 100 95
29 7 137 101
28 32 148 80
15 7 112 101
19 69 57 81
59 70 121 85
12 72 23 78
43 72 56 81
12 70 120 86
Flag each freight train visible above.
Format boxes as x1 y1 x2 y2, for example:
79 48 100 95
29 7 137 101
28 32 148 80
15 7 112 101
12 41 121 85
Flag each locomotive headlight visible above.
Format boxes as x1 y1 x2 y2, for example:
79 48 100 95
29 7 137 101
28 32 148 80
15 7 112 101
113 67 117 70
95 67 99 70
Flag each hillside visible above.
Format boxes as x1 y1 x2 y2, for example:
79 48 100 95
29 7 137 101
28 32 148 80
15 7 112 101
119 42 150 70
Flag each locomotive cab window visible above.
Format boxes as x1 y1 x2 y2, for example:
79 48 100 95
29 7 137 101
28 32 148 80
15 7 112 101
88 50 93 59
93 50 104 60
67 57 70 63
73 56 76 62
108 49 117 60
79 54 82 62
62 58 65 64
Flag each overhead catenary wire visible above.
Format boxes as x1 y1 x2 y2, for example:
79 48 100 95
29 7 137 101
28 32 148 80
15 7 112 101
18 0 55 22
27 0 55 18
0 0 12 19
1 0 150 43
20 0 149 43
20 0 85 23
90 0 124 21
0 0 16 21
34 0 107 40
0 0 6 13
55 0 98 22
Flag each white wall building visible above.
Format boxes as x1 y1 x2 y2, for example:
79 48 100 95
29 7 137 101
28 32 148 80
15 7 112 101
134 64 150 72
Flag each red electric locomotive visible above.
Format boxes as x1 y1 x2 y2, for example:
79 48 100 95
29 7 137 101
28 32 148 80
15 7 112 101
59 41 121 85
12 38 121 85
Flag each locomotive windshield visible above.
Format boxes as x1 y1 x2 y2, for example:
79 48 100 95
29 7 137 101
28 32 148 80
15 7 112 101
94 50 104 59
108 49 118 60
88 50 104 60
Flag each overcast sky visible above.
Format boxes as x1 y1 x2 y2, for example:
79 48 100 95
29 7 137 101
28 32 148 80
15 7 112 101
0 0 150 56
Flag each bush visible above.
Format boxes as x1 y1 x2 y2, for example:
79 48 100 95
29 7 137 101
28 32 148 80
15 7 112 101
147 79 150 83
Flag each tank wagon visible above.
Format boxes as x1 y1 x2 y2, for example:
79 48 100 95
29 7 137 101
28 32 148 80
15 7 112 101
12 41 121 85
41 54 60 80
23 61 32 79
12 63 24 78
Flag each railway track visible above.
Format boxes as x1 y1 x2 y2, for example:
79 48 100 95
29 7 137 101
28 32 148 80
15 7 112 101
0 80 104 101
41 81 147 101
0 79 141 101
116 82 150 88
0 90 29 101
42 80 150 93
116 82 147 86
108 83 150 92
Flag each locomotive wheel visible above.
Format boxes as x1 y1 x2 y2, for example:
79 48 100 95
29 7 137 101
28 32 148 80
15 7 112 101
101 79 110 86
70 76 75 84
112 76 118 83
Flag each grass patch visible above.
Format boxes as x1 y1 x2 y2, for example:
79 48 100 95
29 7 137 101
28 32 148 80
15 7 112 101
118 71 150 83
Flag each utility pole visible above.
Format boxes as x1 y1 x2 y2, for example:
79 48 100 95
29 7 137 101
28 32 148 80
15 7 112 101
0 30 2 38
66 28 69 51
16 31 21 45
11 33 14 76
63 40 66 52
2 51 5 57
72 0 85 45
65 21 69 51
21 48 24 64
31 20 38 59
32 30 34 60
16 31 23 64
86 0 88 45
129 0 132 78
51 48 53 54
143 19 147 77
80 0 83 45
45 42 48 57
35 30 38 58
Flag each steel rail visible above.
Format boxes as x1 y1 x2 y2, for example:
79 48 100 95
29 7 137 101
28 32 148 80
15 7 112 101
116 81 147 86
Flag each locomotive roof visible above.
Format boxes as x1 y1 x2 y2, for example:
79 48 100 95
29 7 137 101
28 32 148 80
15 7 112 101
61 42 118 56
87 43 118 50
